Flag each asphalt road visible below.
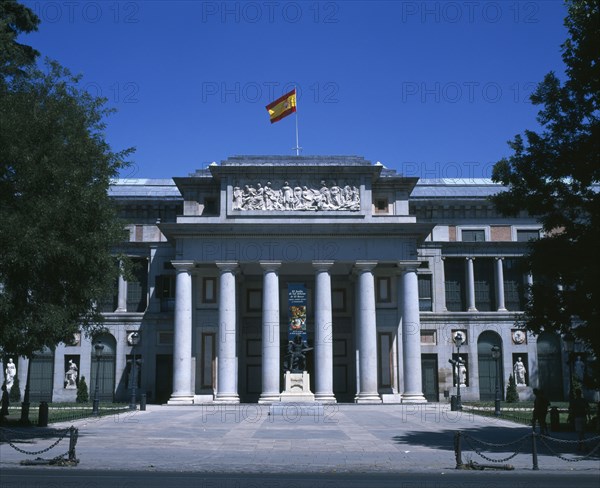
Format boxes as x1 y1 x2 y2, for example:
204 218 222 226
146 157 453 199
1 468 600 488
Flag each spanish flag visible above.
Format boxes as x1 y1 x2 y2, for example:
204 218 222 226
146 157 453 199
265 89 297 124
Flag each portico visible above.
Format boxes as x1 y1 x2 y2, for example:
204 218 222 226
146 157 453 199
160 156 432 404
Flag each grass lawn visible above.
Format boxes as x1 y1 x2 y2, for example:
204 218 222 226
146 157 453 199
1 402 131 426
463 401 599 432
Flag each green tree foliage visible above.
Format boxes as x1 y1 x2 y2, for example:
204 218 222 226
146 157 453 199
77 376 89 403
0 2 134 359
505 374 519 403
491 1 600 376
9 376 21 402
0 0 40 79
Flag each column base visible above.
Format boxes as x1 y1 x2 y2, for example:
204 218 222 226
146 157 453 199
214 393 240 404
258 393 281 404
467 307 478 312
314 393 337 403
497 307 508 312
167 394 194 405
354 392 382 404
401 393 427 403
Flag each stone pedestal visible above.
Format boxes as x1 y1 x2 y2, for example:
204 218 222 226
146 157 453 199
53 388 77 403
279 372 315 402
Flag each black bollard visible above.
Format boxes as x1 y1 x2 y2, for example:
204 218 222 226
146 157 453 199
38 401 49 427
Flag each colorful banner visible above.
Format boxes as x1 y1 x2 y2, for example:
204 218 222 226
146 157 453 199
287 283 307 342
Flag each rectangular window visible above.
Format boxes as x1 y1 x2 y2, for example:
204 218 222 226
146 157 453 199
418 275 433 311
420 330 437 345
504 258 526 311
127 257 148 312
444 258 465 311
516 229 540 242
202 277 217 304
376 277 391 303
332 288 346 312
247 289 262 312
155 274 175 312
201 333 215 390
374 198 389 214
462 230 485 242
377 333 393 389
474 258 495 311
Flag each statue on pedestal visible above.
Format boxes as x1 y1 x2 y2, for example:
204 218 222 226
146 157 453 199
64 360 78 389
284 335 312 373
514 357 527 385
4 358 16 392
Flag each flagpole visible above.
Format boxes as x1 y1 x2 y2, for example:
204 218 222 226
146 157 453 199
293 86 301 156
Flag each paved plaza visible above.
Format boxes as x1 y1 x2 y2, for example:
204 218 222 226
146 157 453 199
1 403 599 475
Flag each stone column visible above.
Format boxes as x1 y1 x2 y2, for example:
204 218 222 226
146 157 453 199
495 257 507 311
399 264 427 403
116 259 127 312
465 257 477 312
259 262 281 403
354 261 381 403
313 261 336 403
168 261 195 405
215 262 239 403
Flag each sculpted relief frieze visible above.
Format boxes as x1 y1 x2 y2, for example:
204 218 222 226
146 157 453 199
232 180 361 211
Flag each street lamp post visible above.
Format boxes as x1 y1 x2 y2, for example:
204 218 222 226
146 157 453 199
563 332 574 400
128 332 141 411
491 345 501 416
454 332 464 411
92 342 104 416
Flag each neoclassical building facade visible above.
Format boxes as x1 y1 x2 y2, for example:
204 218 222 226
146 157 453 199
6 156 587 405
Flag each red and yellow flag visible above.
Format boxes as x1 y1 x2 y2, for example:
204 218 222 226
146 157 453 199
265 89 296 124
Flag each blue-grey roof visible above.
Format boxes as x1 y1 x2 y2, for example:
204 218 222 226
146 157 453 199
108 177 508 199
109 179 182 199
412 179 507 198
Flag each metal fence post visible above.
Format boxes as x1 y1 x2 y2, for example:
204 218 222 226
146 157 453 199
454 431 463 469
531 432 539 470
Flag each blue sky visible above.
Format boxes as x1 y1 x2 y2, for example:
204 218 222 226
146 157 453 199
22 0 569 179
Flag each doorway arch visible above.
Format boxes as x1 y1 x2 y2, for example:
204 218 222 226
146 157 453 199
536 332 564 400
90 333 117 402
478 331 503 401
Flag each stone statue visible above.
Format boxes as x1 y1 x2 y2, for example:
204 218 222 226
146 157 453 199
454 357 467 387
284 336 313 373
4 358 16 392
64 360 78 389
514 357 527 385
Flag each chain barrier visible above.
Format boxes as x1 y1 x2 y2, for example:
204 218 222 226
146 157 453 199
462 432 529 463
0 425 79 465
537 433 600 463
455 430 600 470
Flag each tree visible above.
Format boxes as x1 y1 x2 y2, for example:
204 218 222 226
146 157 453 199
0 0 40 80
77 376 89 403
0 2 133 410
491 0 600 382
505 374 519 403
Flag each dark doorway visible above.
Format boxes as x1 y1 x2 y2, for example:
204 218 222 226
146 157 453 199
536 332 564 401
155 354 173 404
421 354 439 402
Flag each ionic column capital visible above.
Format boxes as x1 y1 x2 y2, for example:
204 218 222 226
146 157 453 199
397 260 420 274
312 261 334 272
215 261 238 273
259 261 282 272
171 260 196 272
354 261 377 273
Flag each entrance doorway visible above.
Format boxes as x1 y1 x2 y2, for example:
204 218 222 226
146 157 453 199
477 331 503 401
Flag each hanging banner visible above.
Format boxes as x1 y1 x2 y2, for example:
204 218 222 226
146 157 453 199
287 283 307 342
